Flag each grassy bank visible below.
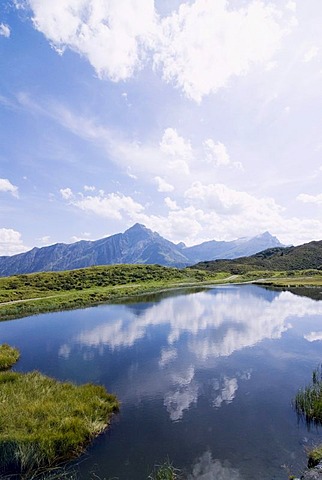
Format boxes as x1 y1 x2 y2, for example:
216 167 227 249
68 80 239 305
0 370 119 475
0 344 20 370
1 265 322 321
0 264 228 321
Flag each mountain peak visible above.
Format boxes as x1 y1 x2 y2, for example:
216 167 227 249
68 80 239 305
0 224 286 276
125 223 152 235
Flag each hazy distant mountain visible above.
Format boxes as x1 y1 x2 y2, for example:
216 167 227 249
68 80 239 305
0 224 285 276
180 231 283 263
193 240 322 273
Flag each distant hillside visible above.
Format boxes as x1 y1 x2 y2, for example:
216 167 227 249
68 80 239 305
0 223 284 276
193 240 322 273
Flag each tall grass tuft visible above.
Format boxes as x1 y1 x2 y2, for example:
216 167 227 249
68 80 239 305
294 365 322 426
294 365 322 466
0 371 119 475
148 460 182 480
0 344 20 370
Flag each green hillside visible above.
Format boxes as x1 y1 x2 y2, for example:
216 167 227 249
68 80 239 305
193 240 322 273
0 264 224 321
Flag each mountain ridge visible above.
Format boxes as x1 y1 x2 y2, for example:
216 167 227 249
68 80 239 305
0 223 285 276
193 240 322 273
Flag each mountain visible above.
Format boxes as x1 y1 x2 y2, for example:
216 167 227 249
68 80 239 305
179 231 283 263
0 224 285 276
193 240 322 273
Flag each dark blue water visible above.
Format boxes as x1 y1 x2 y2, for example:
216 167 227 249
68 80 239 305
2 285 322 479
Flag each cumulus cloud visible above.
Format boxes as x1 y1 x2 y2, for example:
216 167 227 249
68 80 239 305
304 331 322 342
203 140 230 166
154 176 174 192
154 0 295 102
37 235 51 245
203 139 242 169
0 228 28 256
60 187 74 200
159 128 191 174
25 0 156 81
0 23 10 37
164 197 179 210
18 95 322 246
184 181 282 217
61 188 144 220
286 1 296 12
83 185 96 192
297 193 322 204
0 178 19 198
21 0 294 101
160 128 192 158
303 45 319 62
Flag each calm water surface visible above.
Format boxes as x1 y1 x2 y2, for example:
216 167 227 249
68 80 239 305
2 285 322 479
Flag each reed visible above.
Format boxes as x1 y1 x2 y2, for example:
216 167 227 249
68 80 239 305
294 365 322 425
294 365 322 466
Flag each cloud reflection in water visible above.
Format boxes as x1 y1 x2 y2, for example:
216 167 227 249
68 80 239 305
57 286 322 421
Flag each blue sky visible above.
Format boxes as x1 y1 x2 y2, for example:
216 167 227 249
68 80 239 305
1 0 322 255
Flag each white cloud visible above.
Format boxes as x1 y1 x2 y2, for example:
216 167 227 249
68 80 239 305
164 197 179 210
154 176 174 192
0 228 28 256
286 1 296 13
160 128 192 159
60 187 74 200
26 0 156 81
303 45 319 62
184 181 282 217
64 189 144 220
203 139 230 166
304 331 322 342
21 1 296 102
0 23 10 37
37 235 51 245
0 178 19 198
83 185 96 192
297 193 322 205
70 232 91 242
154 0 295 102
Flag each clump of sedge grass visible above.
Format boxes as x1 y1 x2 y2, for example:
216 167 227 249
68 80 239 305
0 370 119 475
294 365 322 425
294 365 322 466
148 460 181 480
0 344 20 370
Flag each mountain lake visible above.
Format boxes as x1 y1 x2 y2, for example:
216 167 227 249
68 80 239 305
2 284 322 479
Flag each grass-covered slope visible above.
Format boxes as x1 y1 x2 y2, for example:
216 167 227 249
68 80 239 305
0 264 225 321
193 240 322 273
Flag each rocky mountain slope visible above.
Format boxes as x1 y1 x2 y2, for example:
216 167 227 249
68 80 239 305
0 223 284 276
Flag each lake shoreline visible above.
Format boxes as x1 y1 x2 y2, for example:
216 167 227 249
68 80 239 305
1 266 322 321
